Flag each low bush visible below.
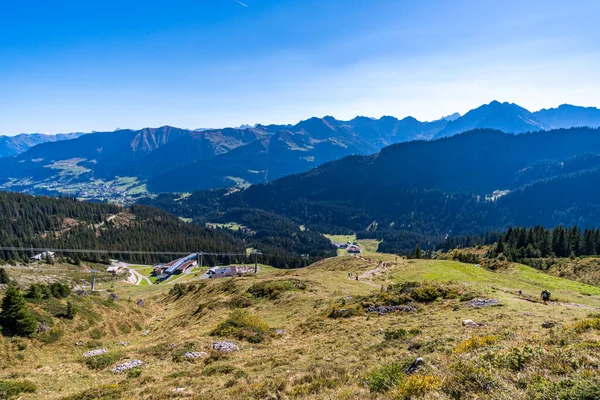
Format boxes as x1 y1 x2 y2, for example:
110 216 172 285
0 380 37 399
229 295 252 308
453 335 498 354
38 327 64 344
211 309 270 343
389 375 441 400
527 374 600 400
442 360 496 399
89 328 104 340
366 362 406 393
247 279 307 300
61 384 126 400
572 318 600 333
202 363 246 378
81 351 122 370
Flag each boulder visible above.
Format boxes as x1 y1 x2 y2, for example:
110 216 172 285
135 299 145 307
112 359 144 373
542 321 556 329
212 342 239 352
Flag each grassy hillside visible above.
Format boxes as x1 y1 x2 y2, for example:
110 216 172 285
2 255 600 399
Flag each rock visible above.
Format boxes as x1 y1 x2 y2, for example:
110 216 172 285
75 341 84 346
405 357 424 374
155 317 163 321
275 329 287 336
462 319 484 327
467 299 501 308
173 388 185 392
135 299 145 307
141 330 150 336
542 321 556 329
120 341 129 346
37 323 48 333
183 351 207 359
112 359 144 373
76 290 89 297
108 293 119 302
212 342 239 352
367 305 417 314
83 348 108 357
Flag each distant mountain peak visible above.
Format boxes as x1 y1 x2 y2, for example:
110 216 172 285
442 112 460 121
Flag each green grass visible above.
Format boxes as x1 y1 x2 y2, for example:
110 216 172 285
389 259 600 305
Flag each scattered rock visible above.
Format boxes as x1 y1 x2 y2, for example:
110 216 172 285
112 360 144 373
467 299 501 308
275 329 287 336
367 305 417 314
135 299 145 307
168 343 178 349
109 293 119 302
183 351 207 359
173 388 185 392
155 317 163 321
542 321 556 329
405 357 424 374
37 323 49 333
120 341 129 346
76 290 89 297
462 319 485 327
83 348 108 357
75 341 84 346
141 330 150 336
212 342 239 352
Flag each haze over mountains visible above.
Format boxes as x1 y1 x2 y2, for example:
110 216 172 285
1 101 600 200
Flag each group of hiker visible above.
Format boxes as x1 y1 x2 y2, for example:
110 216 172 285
518 288 552 305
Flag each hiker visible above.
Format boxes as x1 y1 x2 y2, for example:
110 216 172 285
518 289 522 297
541 289 551 305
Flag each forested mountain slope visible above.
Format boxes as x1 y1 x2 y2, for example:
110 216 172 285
146 127 600 252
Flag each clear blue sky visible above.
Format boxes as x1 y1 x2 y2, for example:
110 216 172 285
1 0 599 135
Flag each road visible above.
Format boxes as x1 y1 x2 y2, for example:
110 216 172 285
129 268 152 285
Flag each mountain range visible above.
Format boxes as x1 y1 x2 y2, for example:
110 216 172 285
147 126 600 252
2 101 600 199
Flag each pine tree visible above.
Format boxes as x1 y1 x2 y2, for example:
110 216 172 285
0 268 9 284
0 285 38 336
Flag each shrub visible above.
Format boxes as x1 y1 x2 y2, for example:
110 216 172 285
410 286 442 303
81 351 122 370
89 328 104 340
247 280 307 300
0 268 10 284
366 362 406 393
211 309 269 343
0 380 37 399
229 295 252 308
453 335 498 354
202 364 243 376
328 306 362 319
126 368 142 379
61 384 125 400
384 329 408 341
490 345 540 372
572 318 600 333
389 375 441 400
527 374 600 400
38 327 64 344
117 321 131 334
443 360 496 399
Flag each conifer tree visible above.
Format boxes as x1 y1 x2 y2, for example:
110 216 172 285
0 268 9 284
0 285 38 336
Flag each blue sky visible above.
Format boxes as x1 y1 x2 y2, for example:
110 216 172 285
1 0 599 135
